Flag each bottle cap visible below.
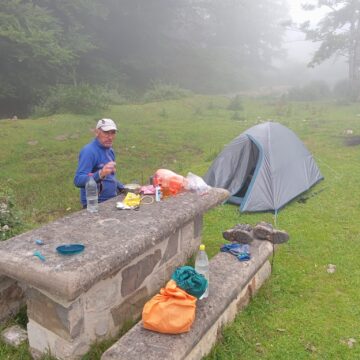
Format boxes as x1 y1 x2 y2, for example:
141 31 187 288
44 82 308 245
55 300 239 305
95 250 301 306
199 244 205 251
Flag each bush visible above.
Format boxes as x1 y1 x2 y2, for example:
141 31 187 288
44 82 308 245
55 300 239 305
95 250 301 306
33 84 110 116
0 184 23 241
333 79 353 101
286 81 331 101
142 82 192 102
227 95 243 111
231 111 245 121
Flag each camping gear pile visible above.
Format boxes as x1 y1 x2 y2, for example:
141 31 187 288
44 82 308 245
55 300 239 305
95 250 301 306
153 169 210 197
204 122 323 212
142 266 208 334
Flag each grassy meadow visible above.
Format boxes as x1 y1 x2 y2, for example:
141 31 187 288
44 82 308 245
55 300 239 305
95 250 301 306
1 95 360 359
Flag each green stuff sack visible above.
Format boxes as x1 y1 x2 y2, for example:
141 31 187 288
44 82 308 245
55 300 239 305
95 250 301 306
171 265 208 299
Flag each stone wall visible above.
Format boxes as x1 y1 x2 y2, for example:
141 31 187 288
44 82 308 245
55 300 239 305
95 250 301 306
0 275 26 324
27 216 203 359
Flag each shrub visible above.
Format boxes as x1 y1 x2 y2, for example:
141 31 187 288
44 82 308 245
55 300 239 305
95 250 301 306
158 108 168 117
286 81 331 101
231 111 245 121
33 84 110 116
142 82 192 102
227 95 243 111
333 79 353 101
0 184 23 241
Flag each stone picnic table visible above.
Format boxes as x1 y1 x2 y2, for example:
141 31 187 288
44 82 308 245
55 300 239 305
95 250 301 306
0 188 228 359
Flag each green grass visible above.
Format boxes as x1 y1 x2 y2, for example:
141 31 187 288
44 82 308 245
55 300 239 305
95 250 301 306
1 96 360 359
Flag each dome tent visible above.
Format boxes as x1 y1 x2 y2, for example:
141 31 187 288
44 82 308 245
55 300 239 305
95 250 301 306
204 122 323 212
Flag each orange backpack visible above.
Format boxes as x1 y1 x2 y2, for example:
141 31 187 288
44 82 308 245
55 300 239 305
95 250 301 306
142 280 197 334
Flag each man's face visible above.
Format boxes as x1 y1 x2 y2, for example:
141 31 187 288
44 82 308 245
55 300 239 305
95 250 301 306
96 129 117 148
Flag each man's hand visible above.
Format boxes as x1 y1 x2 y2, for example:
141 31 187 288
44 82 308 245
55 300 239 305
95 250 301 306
100 161 116 178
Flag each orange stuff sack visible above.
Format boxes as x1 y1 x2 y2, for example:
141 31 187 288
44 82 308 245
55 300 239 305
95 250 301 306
142 280 197 334
153 169 188 196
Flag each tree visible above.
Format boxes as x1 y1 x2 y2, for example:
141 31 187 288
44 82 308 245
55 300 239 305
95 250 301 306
0 0 289 116
0 0 102 116
87 0 288 93
301 0 360 100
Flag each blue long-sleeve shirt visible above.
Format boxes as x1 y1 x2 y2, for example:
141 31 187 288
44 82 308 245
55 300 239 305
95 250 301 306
74 138 124 206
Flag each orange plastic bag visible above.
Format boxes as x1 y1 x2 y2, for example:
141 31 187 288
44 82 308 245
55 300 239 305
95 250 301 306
153 169 188 196
142 280 197 334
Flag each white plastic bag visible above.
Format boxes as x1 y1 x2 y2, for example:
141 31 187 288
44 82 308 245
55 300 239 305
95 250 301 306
185 172 211 195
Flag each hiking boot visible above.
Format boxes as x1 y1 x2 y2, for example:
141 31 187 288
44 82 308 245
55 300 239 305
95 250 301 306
253 222 289 244
271 229 289 244
252 222 273 240
222 224 253 244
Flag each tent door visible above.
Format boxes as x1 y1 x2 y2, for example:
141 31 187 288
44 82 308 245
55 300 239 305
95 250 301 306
228 139 259 205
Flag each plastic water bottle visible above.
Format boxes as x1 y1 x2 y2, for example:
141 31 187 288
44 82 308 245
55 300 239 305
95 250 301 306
195 244 209 299
85 176 98 213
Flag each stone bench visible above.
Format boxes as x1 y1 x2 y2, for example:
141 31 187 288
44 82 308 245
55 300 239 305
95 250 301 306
0 188 228 359
101 239 273 360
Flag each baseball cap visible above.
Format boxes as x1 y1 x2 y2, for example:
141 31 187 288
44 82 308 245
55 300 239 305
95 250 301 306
96 118 117 131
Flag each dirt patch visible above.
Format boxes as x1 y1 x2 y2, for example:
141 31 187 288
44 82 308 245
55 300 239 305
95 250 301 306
54 134 68 141
344 136 360 146
27 140 38 146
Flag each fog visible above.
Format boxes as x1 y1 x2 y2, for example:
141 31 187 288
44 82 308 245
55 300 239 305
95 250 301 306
279 0 347 87
2 0 357 117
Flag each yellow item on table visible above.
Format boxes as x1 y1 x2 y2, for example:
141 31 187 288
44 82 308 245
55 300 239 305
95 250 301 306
123 192 141 207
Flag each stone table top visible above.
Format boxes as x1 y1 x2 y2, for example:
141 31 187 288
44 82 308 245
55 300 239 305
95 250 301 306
0 188 229 301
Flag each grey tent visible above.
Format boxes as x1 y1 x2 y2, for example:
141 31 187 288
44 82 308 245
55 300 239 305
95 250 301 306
204 122 323 212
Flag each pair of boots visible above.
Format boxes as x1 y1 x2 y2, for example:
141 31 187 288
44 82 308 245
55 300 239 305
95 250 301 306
222 222 289 244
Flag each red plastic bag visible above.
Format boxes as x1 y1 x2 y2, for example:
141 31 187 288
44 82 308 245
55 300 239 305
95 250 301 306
142 280 197 334
153 169 188 196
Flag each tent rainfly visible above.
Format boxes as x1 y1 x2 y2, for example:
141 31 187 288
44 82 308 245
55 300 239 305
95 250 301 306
204 122 323 212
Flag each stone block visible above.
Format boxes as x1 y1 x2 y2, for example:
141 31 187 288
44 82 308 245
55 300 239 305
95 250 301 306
121 249 162 297
159 229 179 266
83 310 112 340
0 276 25 323
27 288 84 341
85 277 119 312
146 256 183 297
111 287 149 327
180 221 195 257
28 319 89 360
194 215 203 239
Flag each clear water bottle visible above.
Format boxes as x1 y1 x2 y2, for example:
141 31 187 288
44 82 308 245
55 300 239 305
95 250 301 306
85 176 98 213
195 244 209 299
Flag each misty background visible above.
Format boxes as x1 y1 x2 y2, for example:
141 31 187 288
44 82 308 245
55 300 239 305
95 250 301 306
283 1 347 86
0 0 356 118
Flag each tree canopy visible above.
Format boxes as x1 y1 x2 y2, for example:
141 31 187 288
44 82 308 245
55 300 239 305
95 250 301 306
0 0 288 117
301 0 360 100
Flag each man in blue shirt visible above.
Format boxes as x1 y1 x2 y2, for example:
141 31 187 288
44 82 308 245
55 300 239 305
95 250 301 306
74 118 124 207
